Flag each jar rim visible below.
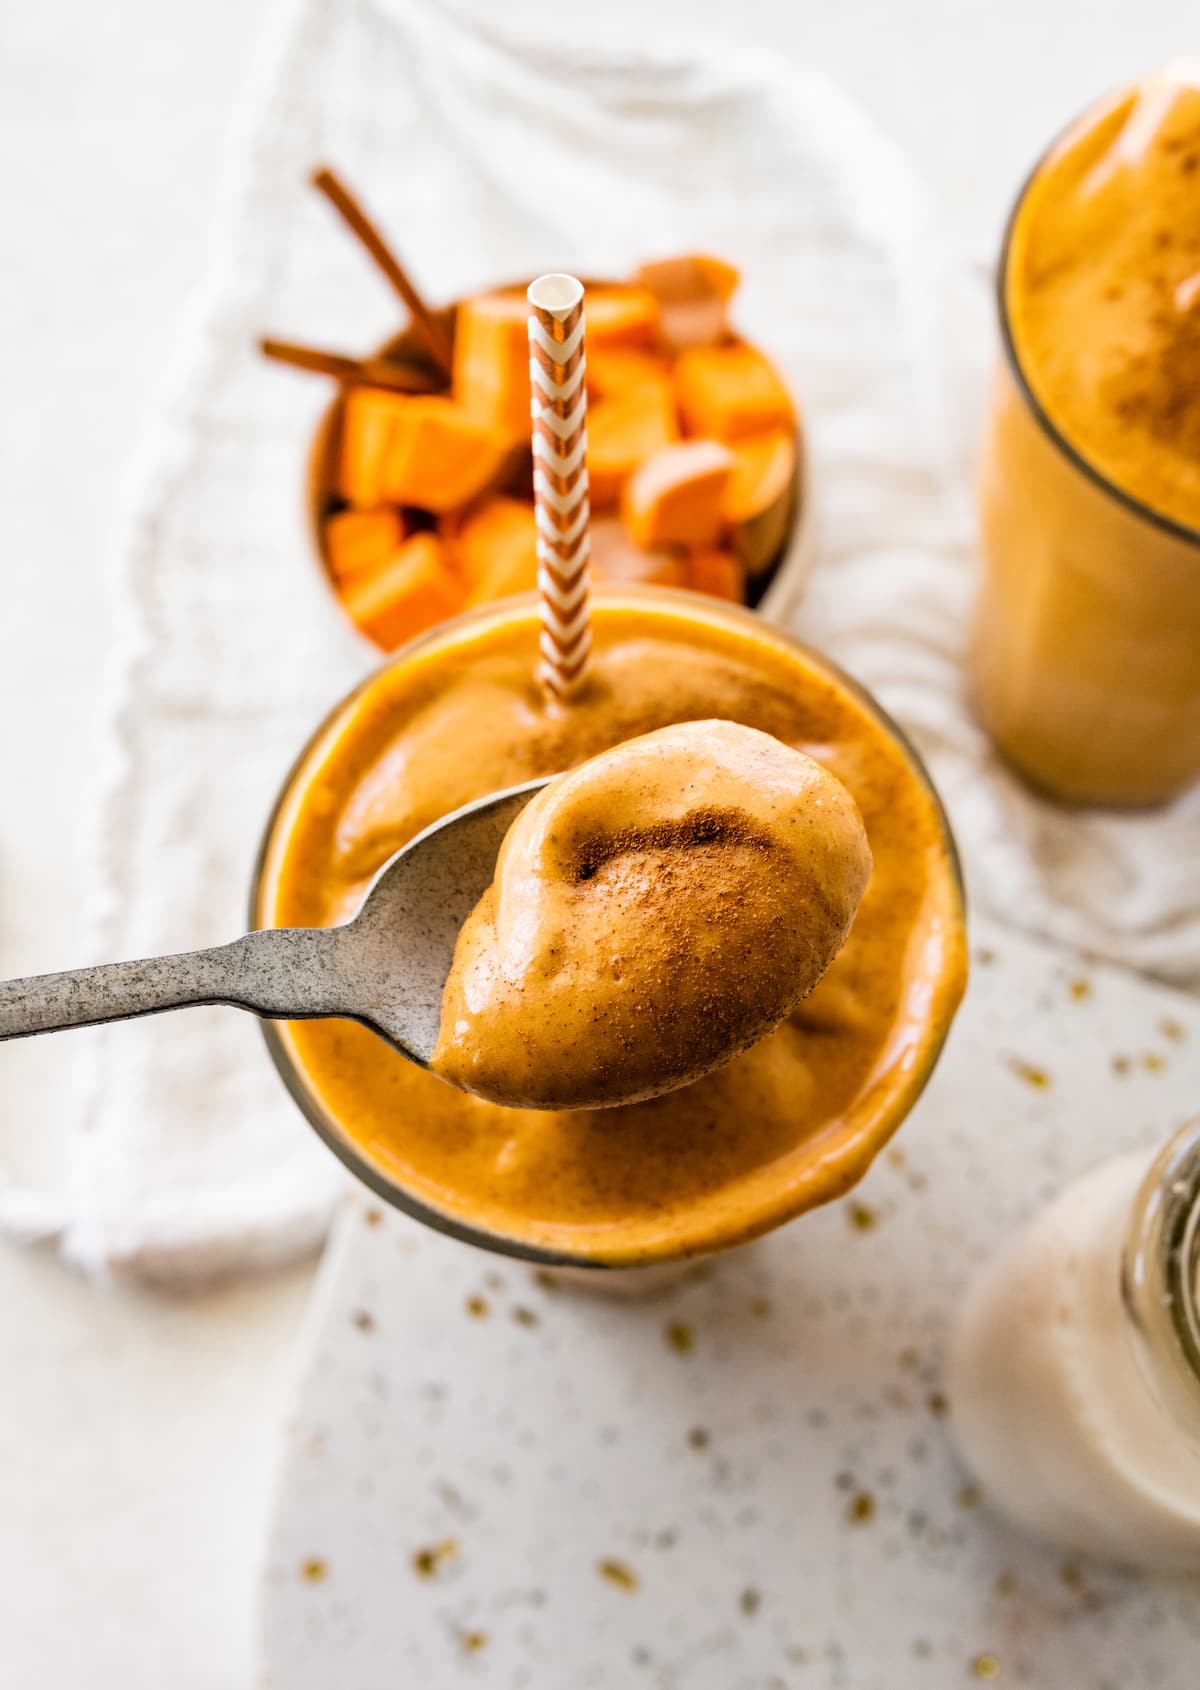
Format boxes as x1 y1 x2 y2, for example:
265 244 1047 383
1123 1116 1200 1442
996 77 1200 552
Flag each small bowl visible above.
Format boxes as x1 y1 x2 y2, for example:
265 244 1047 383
304 277 814 648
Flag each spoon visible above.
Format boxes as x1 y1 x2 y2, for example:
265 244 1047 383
0 778 549 1065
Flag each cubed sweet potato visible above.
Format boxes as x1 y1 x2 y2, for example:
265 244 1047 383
340 532 463 649
325 507 407 585
674 343 794 441
586 345 673 401
336 388 411 506
589 517 686 587
684 548 746 602
724 429 796 524
587 381 679 508
621 439 734 550
452 291 533 439
635 253 740 350
637 253 740 302
584 286 660 347
377 397 514 512
451 496 539 605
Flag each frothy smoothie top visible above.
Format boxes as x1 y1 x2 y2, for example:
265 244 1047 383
259 598 965 1264
1008 63 1200 530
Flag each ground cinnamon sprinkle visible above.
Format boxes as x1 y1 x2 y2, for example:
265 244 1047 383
1014 85 1200 527
1106 262 1200 457
432 721 871 1113
569 803 765 881
572 829 788 1079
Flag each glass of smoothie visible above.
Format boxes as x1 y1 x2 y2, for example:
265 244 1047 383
973 62 1200 807
252 588 966 1273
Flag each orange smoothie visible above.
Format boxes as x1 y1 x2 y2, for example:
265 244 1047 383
975 64 1200 805
255 592 966 1267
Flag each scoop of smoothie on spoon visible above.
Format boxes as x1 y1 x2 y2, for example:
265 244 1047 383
0 725 870 1113
430 720 873 1110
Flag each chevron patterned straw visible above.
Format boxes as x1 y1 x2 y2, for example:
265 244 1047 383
528 273 591 700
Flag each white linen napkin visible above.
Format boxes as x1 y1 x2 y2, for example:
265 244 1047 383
2 0 1196 1284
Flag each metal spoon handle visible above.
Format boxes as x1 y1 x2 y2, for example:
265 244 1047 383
0 927 351 1042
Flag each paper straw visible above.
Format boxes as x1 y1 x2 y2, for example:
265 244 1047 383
528 274 591 700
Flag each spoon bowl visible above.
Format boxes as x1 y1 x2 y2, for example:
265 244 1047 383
339 778 548 1061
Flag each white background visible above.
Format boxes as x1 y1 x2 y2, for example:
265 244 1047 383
0 1 1191 1684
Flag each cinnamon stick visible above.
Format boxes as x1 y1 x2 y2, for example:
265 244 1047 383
259 337 440 394
310 166 454 378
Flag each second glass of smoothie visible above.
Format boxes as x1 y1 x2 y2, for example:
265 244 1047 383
974 63 1200 807
254 589 966 1272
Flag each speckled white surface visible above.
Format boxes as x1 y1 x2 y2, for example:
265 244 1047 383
4 3 1198 1683
259 914 1200 1689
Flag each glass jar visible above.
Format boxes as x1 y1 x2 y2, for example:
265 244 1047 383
948 1119 1200 1567
972 78 1200 808
251 588 966 1277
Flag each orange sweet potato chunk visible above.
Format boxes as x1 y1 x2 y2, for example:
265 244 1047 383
586 346 672 401
452 292 533 439
452 496 539 605
635 254 741 350
621 439 734 550
337 388 411 506
377 397 513 513
675 343 795 441
584 286 660 347
587 381 679 508
685 548 746 602
341 533 463 649
325 508 407 584
637 253 740 302
589 517 686 587
723 429 796 523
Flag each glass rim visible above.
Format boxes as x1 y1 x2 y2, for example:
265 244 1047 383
1122 1115 1200 1443
249 586 967 1273
996 80 1200 553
